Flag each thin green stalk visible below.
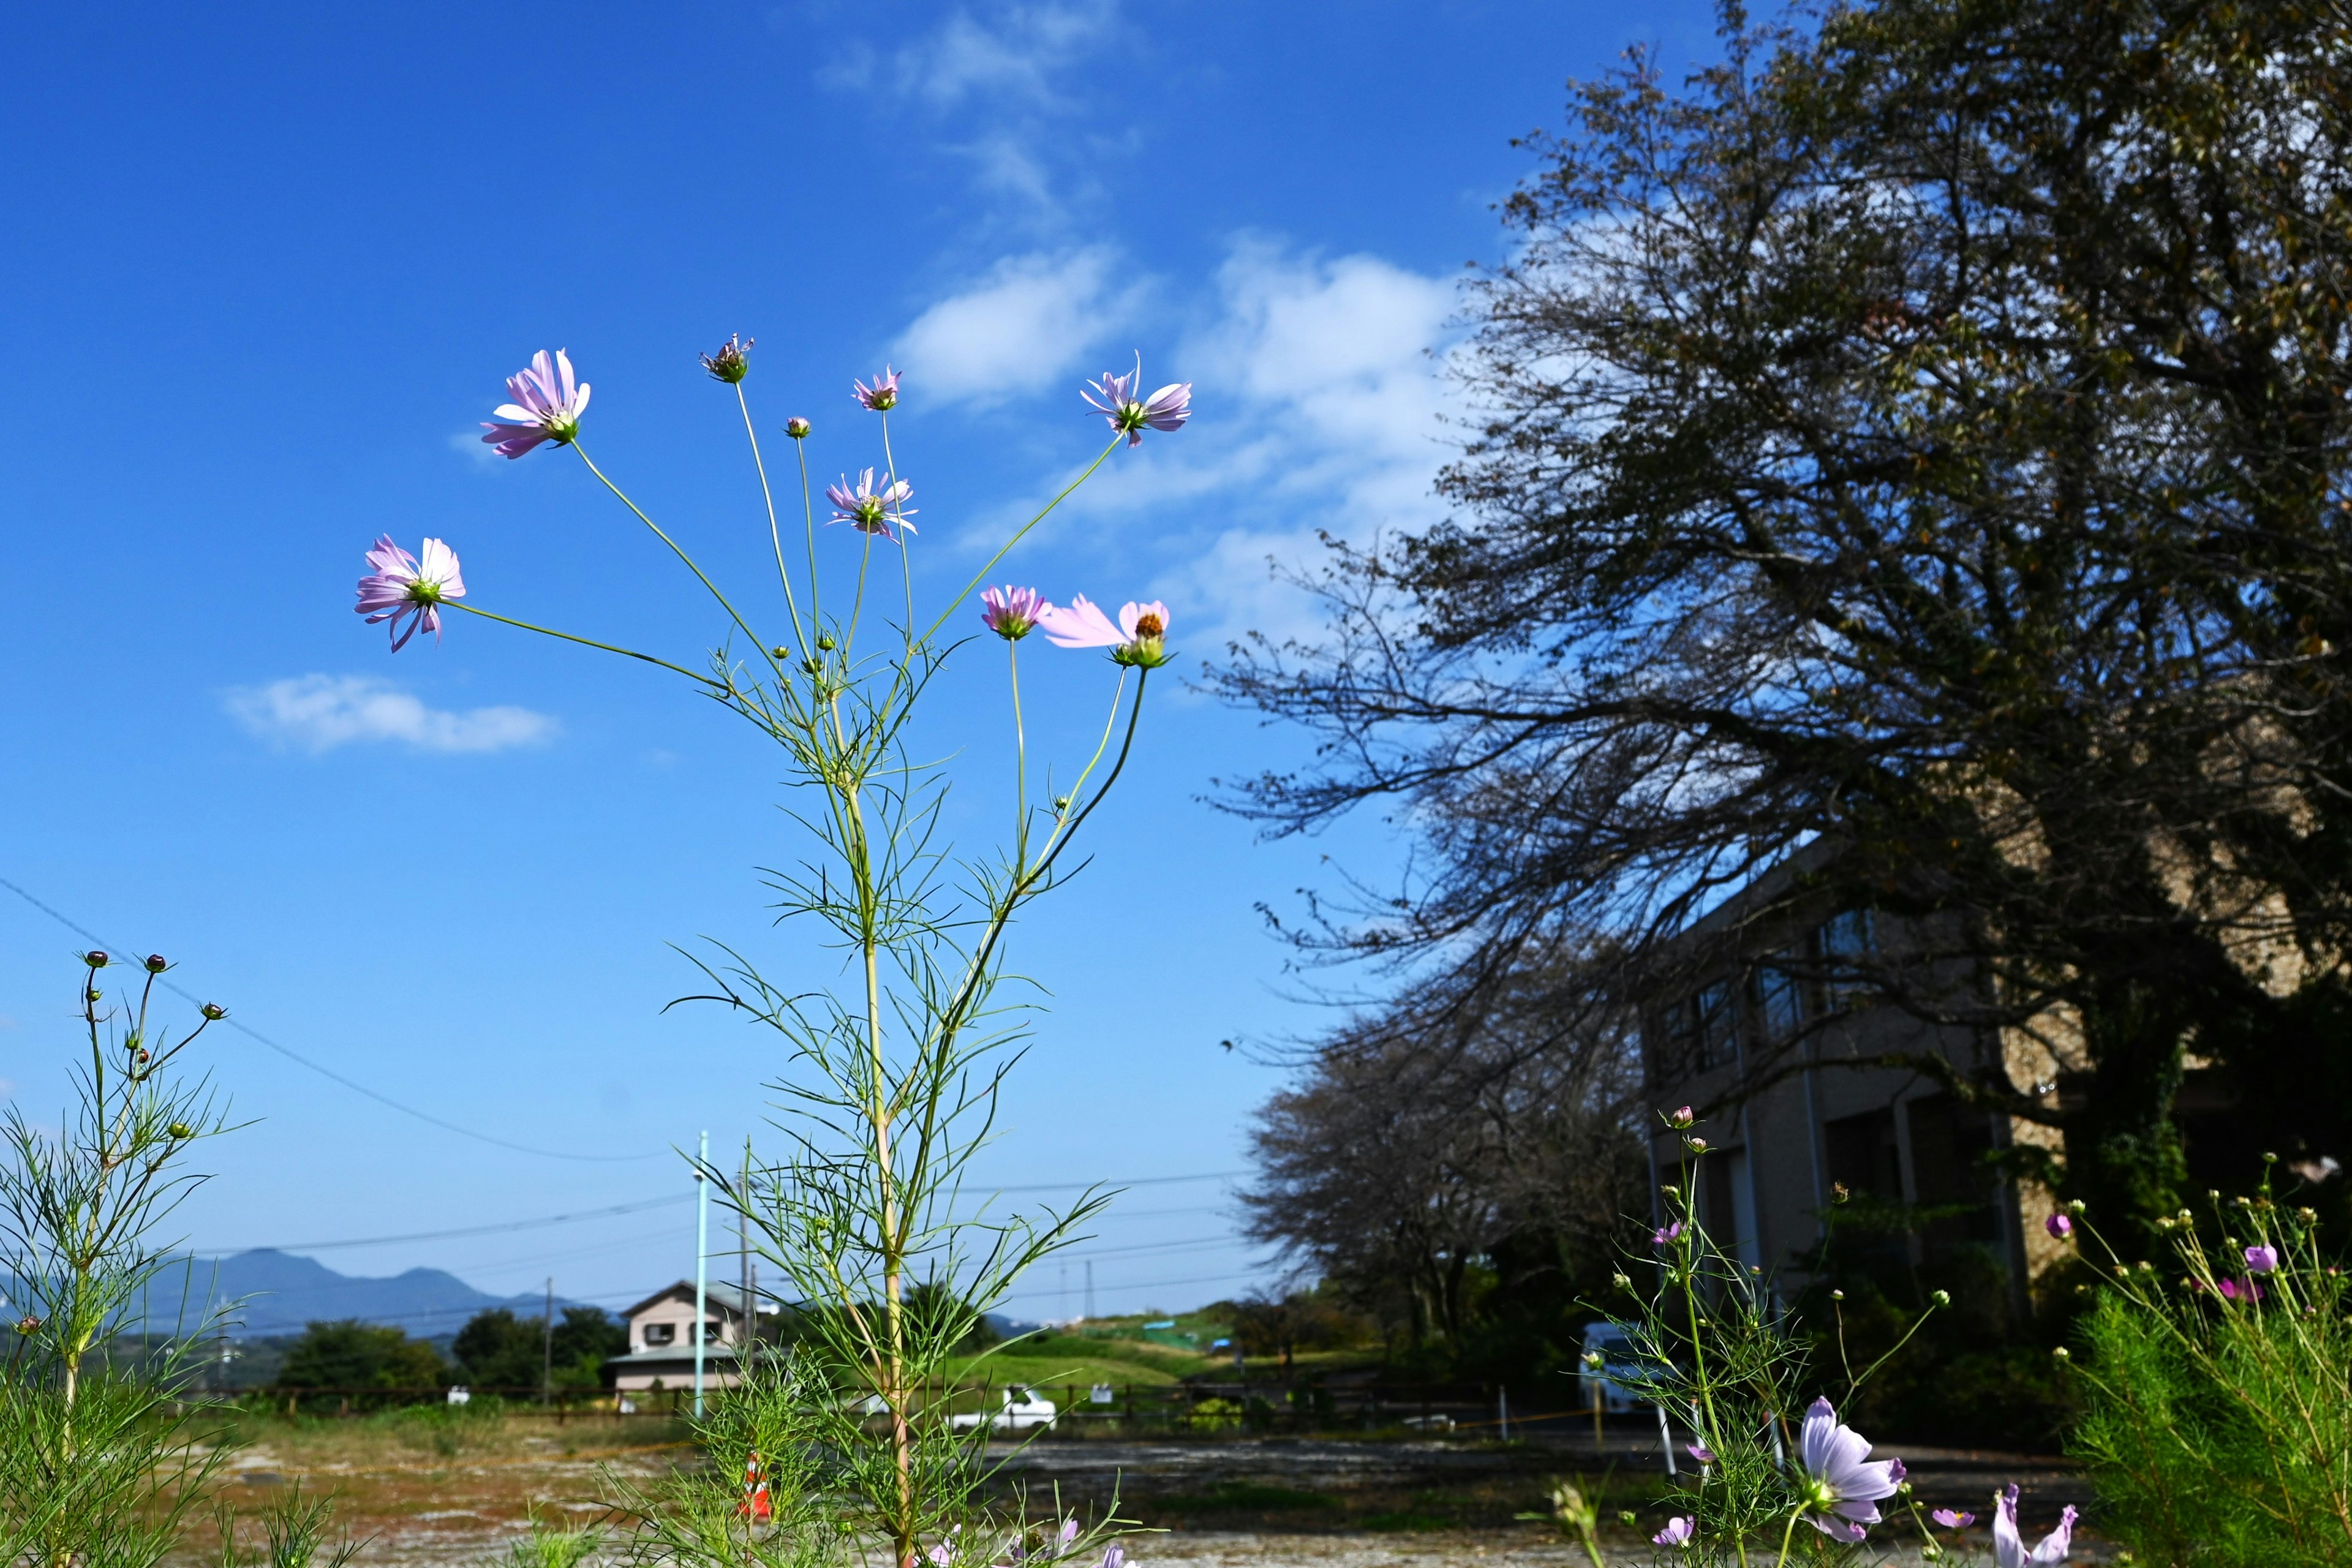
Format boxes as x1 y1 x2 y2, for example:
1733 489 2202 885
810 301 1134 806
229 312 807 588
1009 639 1028 861
447 603 723 687
921 434 1126 646
570 442 780 677
794 437 823 636
734 383 808 662
881 413 914 653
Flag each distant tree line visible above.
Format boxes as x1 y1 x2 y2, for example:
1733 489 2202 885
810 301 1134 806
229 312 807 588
262 1306 626 1395
1226 0 2352 1366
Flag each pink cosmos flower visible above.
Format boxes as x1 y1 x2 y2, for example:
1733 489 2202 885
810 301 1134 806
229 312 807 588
2045 1213 2073 1240
1992 1484 2077 1567
1796 1396 1902 1542
1651 1221 1684 1248
2218 1276 2263 1302
355 535 465 650
853 366 901 411
2246 1244 2280 1273
826 469 917 538
481 349 590 458
1651 1517 1694 1548
1932 1509 1976 1529
980 586 1050 641
1094 1549 1123 1568
1686 1443 1716 1466
1036 596 1173 668
1082 354 1191 446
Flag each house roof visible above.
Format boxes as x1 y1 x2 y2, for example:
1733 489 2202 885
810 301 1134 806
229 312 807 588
617 1280 780 1321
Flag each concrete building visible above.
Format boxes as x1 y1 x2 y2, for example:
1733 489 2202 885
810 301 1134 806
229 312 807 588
1643 890 2072 1308
605 1280 777 1392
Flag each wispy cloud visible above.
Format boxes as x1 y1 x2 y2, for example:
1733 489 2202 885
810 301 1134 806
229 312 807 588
225 676 558 755
893 247 1139 405
821 3 1123 223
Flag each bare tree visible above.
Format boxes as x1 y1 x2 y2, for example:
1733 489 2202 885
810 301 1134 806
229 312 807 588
1216 0 2352 1236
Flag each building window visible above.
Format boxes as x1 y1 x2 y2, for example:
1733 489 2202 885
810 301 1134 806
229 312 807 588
1815 908 1878 1010
643 1322 677 1348
1754 956 1804 1044
1823 1107 1902 1202
702 1321 724 1344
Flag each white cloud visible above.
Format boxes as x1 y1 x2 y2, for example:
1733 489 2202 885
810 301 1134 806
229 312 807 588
894 248 1137 404
979 239 1458 647
225 676 557 755
886 4 1114 111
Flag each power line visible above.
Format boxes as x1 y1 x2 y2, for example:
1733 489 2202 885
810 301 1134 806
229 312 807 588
194 1193 694 1255
0 873 662 1164
989 1169 1248 1193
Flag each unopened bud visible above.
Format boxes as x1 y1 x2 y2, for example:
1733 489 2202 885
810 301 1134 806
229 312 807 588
135 1049 149 1064
1831 1289 1845 1300
2052 1346 2071 1360
87 989 101 1003
1931 1289 1951 1307
2264 1151 2279 1164
15 1314 40 1335
1618 1512 1636 1527
1684 1136 1709 1154
1054 796 1072 812
1832 1182 1850 1204
785 417 811 439
200 1003 226 1021
168 1122 194 1139
1582 1350 1604 1369
2067 1199 2087 1215
1667 1105 1694 1128
145 954 167 973
817 635 837 652
1611 1273 1631 1291
771 646 790 660
84 951 108 969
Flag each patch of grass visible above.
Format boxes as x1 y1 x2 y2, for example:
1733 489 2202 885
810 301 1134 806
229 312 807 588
1152 1482 1336 1514
1362 1510 1455 1532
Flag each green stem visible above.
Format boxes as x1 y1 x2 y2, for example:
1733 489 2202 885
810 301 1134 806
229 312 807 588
794 439 823 636
735 384 807 662
921 434 1125 646
570 442 778 676
881 413 914 652
1769 1506 1803 1568
1009 639 1029 864
447 603 723 687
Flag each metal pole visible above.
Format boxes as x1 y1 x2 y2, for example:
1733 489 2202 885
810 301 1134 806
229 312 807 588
739 1142 752 1373
693 1129 710 1419
1498 1385 1509 1442
541 1278 554 1404
1657 1401 1678 1476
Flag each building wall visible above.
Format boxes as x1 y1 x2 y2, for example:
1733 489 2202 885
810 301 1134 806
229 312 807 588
1645 905 2042 1304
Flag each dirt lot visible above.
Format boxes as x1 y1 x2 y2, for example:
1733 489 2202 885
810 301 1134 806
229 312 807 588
194 1414 2107 1567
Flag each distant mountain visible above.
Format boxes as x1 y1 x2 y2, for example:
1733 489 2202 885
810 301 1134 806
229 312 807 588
126 1251 581 1339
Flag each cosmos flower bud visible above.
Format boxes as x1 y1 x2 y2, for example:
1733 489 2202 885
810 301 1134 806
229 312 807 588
145 954 167 972
2045 1213 2073 1240
1684 1136 1709 1153
2245 1244 2280 1273
785 417 811 439
1931 1289 1951 1306
168 1122 193 1139
1611 1272 1630 1290
1668 1105 1695 1128
1831 1182 1850 1204
818 635 837 652
15 1315 40 1335
2067 1199 2087 1215
1581 1350 1604 1369
2052 1346 2071 1359
85 951 108 968
200 1003 226 1020
1831 1289 1845 1300
771 647 790 660
701 334 753 383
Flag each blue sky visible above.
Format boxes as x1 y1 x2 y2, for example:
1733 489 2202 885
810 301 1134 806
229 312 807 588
0 0 1720 1325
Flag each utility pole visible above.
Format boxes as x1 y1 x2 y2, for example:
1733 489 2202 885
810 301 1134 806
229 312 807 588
739 1141 752 1363
1085 1261 1095 1322
693 1129 710 1419
541 1278 554 1404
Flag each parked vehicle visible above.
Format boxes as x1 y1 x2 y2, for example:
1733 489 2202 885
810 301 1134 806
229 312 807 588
1580 1322 1655 1414
948 1385 1057 1433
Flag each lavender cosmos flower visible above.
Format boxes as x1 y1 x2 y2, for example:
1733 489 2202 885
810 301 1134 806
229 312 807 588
1082 354 1192 446
1008 1520 1080 1562
355 535 465 650
853 366 900 411
1932 1509 1977 1529
481 349 590 458
1651 1220 1684 1248
1651 1517 1695 1548
2247 1243 2281 1273
1036 596 1174 667
1094 1549 1124 1568
1992 1485 2078 1567
1687 1444 1716 1466
2045 1213 2073 1240
826 469 917 538
980 585 1049 641
1796 1396 1902 1542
